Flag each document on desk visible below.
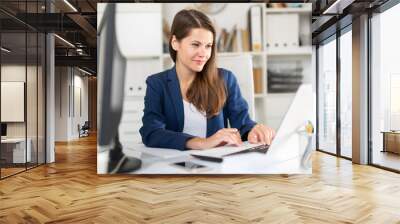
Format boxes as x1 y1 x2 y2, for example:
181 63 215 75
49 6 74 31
126 144 189 159
189 142 266 162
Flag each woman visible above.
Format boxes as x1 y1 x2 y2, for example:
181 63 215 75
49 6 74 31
139 9 275 151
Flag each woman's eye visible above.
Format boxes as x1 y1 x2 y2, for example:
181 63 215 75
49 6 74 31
206 45 212 49
192 43 199 47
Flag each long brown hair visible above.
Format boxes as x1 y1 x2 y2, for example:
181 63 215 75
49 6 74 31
169 9 226 118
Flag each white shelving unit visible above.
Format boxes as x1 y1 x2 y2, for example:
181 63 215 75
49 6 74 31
266 46 312 56
263 4 312 129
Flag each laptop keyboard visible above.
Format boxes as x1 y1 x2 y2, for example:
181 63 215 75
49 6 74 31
225 144 270 156
250 144 270 153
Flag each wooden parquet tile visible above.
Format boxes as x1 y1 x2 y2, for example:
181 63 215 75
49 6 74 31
1 134 400 223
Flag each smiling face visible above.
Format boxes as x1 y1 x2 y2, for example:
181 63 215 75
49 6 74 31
171 28 214 73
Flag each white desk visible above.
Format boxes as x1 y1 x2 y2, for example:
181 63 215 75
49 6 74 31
114 130 313 174
1 138 32 163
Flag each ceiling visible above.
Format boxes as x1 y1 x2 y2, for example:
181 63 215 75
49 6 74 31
0 0 99 74
311 0 390 44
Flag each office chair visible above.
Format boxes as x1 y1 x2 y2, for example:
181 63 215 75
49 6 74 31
217 54 255 120
79 121 90 138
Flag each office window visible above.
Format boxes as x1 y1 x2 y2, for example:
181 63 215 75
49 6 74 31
318 37 337 154
339 29 352 158
371 3 400 171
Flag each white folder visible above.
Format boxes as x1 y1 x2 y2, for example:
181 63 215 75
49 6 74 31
265 13 299 48
249 6 263 52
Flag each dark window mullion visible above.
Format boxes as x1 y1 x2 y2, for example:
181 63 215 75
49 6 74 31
0 27 2 179
316 44 320 150
44 0 48 165
36 0 39 168
367 11 373 165
336 27 341 157
25 0 28 171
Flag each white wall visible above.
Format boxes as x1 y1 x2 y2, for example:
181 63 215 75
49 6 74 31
1 66 26 137
55 67 89 141
71 73 89 138
1 65 26 81
55 67 70 141
1 65 31 138
80 75 89 125
1 64 46 163
163 3 260 33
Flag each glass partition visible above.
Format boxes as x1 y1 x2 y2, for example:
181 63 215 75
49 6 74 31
26 0 41 169
371 3 400 171
0 1 46 179
1 30 28 177
27 30 38 169
317 36 337 155
38 32 45 165
339 29 352 158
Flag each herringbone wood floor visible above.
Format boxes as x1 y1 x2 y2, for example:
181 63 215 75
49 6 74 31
1 134 400 223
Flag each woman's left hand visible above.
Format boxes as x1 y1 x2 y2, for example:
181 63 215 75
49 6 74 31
248 124 276 145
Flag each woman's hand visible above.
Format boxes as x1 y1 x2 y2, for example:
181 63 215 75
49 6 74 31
186 128 242 150
247 124 275 145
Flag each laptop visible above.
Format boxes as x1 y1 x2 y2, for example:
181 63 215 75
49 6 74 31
190 84 314 162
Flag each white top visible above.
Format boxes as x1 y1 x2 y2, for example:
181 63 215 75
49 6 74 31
182 100 207 138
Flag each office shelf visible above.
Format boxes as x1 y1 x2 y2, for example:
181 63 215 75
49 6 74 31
265 5 312 14
266 46 312 56
267 92 297 97
255 93 268 98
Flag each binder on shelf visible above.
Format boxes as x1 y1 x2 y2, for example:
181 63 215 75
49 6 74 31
253 68 263 94
267 3 287 8
267 69 303 93
224 25 237 52
265 13 299 48
241 29 250 52
233 27 242 52
162 19 170 53
217 28 228 52
268 84 300 93
232 32 239 52
268 75 303 84
217 25 246 52
248 5 263 52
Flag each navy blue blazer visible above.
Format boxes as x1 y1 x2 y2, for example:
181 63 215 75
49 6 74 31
139 66 257 150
